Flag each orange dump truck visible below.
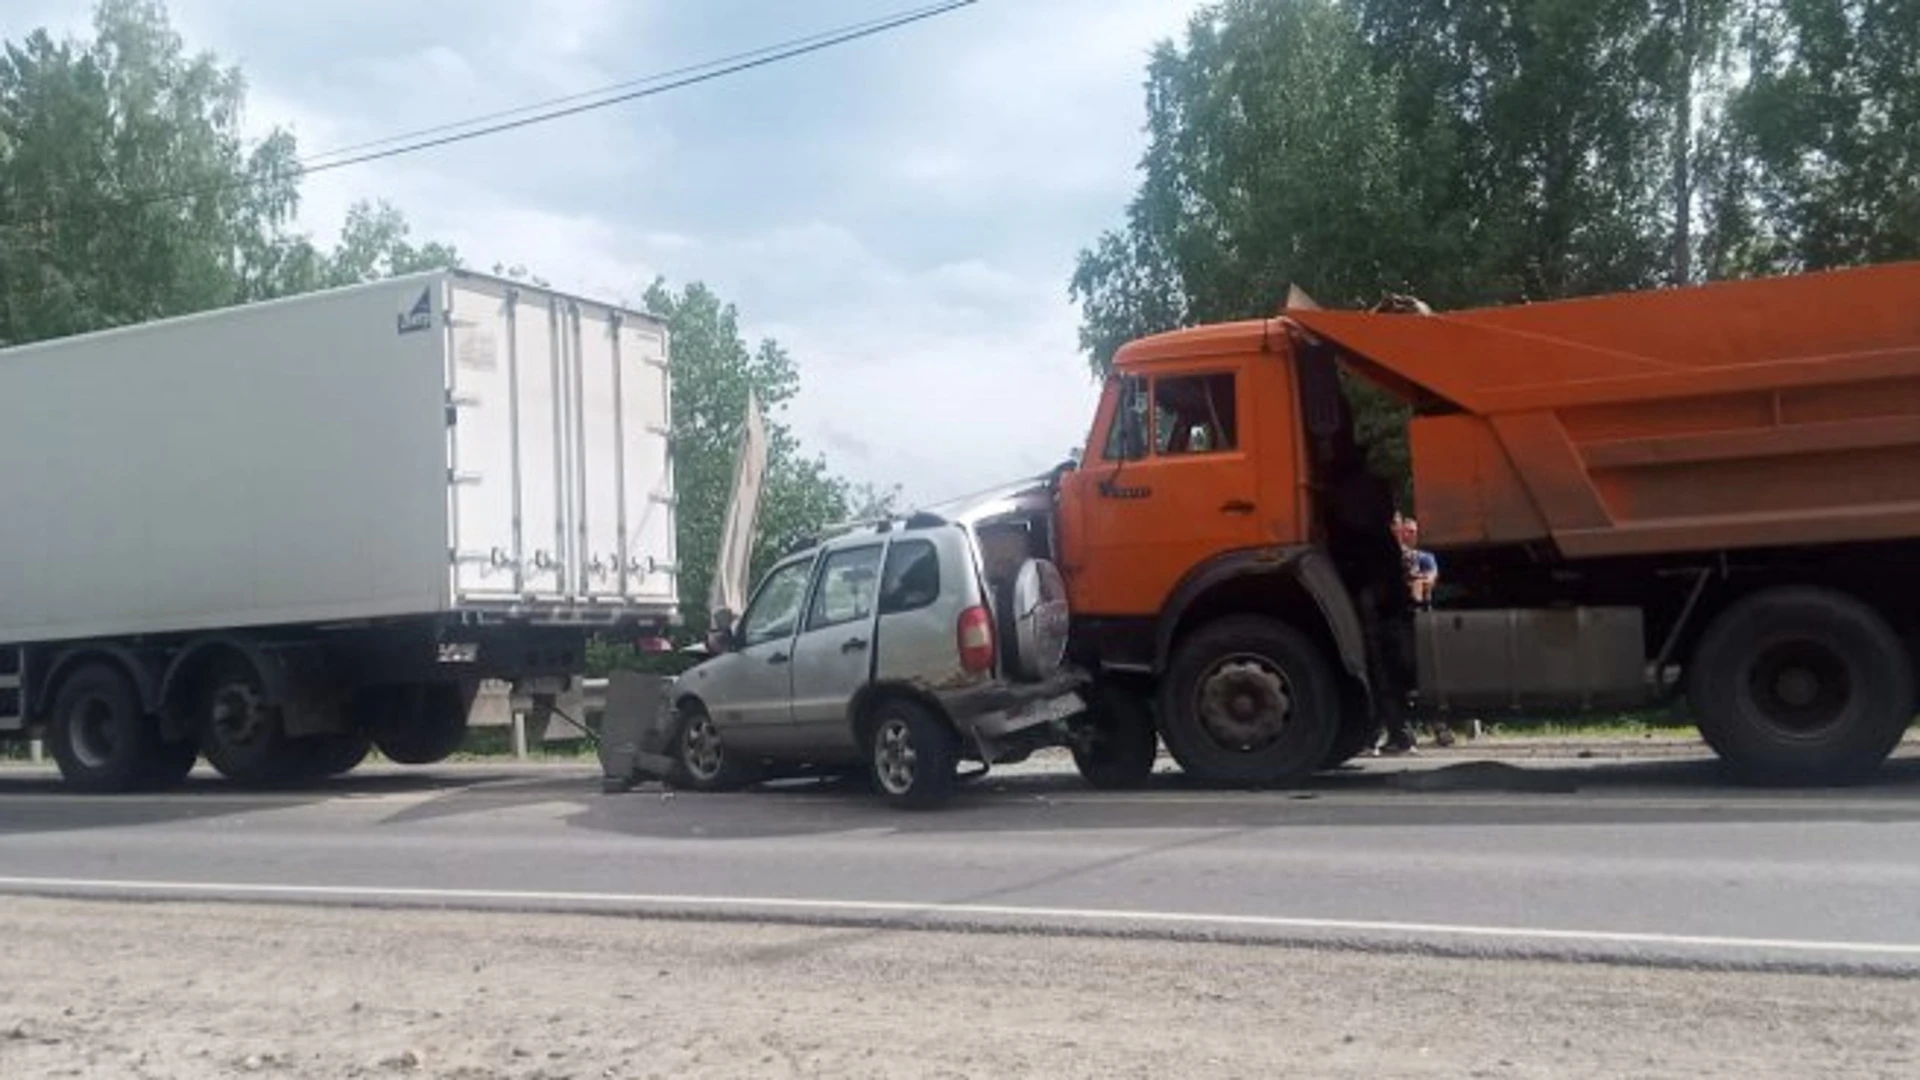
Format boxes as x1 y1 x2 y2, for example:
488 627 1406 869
1052 260 1920 787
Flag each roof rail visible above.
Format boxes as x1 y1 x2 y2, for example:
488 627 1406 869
785 508 953 557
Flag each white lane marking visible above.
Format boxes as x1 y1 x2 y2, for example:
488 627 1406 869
1 874 1917 958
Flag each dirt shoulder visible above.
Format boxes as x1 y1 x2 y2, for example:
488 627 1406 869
2 897 1914 1079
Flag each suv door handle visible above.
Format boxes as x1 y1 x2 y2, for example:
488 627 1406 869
1221 499 1256 515
841 637 869 654
768 652 790 665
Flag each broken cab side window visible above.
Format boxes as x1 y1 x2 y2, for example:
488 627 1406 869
1153 373 1238 455
1101 375 1150 462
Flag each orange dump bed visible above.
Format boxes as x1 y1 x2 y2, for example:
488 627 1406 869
1288 261 1920 559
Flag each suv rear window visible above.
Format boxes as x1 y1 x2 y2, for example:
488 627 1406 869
879 539 940 614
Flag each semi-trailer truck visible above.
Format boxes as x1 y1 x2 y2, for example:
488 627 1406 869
1057 260 1920 787
0 270 678 791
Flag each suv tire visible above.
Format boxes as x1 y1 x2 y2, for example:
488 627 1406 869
868 697 959 809
668 702 755 791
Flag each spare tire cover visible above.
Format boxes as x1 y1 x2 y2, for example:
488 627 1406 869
1008 558 1071 681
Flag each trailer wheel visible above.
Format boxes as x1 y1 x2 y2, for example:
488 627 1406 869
140 738 200 789
197 664 298 785
48 663 156 793
1689 587 1912 785
1071 682 1158 790
295 730 373 780
365 682 474 765
1160 616 1340 786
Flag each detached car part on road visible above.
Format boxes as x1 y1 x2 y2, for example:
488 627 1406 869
642 489 1156 807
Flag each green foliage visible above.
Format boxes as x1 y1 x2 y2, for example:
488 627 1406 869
642 279 852 640
1077 0 1920 502
1724 0 1920 272
1071 0 1419 374
0 0 303 346
0 2 461 345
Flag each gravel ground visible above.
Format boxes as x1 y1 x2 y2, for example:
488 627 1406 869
2 897 1915 1079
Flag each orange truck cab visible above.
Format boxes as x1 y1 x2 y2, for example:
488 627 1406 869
1053 260 1920 787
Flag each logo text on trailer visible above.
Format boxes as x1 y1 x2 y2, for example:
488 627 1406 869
397 287 433 334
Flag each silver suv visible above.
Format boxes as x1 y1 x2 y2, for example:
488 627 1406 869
648 484 1150 807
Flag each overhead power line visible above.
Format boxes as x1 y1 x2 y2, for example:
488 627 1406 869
0 0 977 231
298 1 971 167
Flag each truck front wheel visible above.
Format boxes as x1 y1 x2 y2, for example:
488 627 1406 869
1689 587 1911 785
1160 616 1340 786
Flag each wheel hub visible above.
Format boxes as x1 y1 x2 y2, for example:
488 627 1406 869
1196 660 1291 751
875 718 917 795
682 715 725 780
71 697 119 769
209 683 270 748
1747 640 1851 736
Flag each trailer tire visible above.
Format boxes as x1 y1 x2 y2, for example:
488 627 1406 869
366 682 474 766
48 663 156 794
1071 682 1158 790
1688 587 1912 786
140 738 200 789
197 663 299 785
1160 616 1340 786
298 730 373 779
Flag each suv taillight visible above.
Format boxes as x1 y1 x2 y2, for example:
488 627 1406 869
957 605 995 674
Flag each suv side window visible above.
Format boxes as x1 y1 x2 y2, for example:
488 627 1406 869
878 539 940 614
1153 373 1237 455
737 557 813 648
805 545 884 631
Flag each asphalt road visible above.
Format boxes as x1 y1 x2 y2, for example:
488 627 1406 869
4 748 1920 973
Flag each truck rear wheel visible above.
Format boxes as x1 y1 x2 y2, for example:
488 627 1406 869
48 663 156 793
1688 587 1912 785
1160 616 1340 786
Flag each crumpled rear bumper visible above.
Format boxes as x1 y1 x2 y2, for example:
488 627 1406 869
936 669 1089 741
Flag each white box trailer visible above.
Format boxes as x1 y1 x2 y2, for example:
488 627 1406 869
0 270 678 790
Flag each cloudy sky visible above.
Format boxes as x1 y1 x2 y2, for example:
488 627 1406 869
5 0 1195 504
